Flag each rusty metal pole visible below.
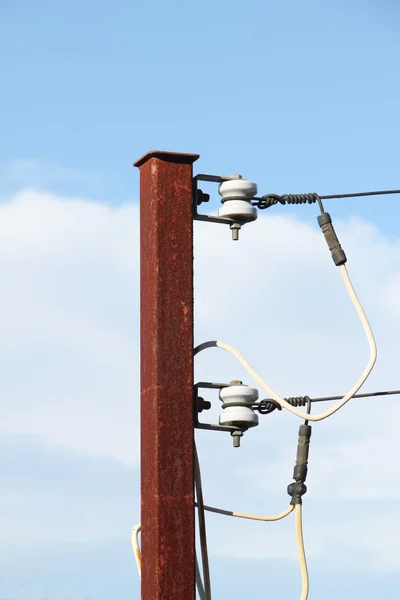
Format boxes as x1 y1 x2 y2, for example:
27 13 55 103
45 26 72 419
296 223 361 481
134 151 199 600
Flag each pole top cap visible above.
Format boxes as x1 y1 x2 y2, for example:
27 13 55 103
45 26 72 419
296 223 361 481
134 150 199 168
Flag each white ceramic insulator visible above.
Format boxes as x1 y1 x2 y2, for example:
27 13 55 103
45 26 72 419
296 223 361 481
218 179 258 223
219 384 259 428
218 179 258 200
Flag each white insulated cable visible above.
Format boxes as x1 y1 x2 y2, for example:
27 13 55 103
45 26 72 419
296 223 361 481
195 499 306 599
295 504 309 600
134 468 305 599
133 502 308 600
197 502 294 522
131 524 142 578
194 264 376 422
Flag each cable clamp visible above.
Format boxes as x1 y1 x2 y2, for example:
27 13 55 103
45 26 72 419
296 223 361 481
317 212 347 266
288 481 307 505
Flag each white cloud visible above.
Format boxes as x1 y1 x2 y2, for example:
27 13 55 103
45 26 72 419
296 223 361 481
0 189 140 464
1 189 400 573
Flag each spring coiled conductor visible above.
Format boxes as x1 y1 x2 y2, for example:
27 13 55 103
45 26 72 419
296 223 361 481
255 193 321 210
257 396 311 414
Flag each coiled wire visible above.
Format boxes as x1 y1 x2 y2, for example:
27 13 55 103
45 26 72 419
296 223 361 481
255 193 324 213
257 396 310 414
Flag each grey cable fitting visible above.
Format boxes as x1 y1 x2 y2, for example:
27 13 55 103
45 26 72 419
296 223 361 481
288 481 307 505
317 212 347 266
288 424 312 505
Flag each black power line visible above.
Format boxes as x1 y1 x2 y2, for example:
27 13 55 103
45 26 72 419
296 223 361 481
257 389 400 414
255 189 400 210
320 189 400 200
309 388 400 403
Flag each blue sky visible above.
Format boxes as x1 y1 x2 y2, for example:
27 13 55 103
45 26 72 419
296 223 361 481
1 1 400 599
2 0 400 218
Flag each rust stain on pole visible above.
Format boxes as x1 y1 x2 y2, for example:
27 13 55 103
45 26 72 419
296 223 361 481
134 150 199 600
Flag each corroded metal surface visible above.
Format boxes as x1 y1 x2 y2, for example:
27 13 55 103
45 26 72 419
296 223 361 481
135 151 199 600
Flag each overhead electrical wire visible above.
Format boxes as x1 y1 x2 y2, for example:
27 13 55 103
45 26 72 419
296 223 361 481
255 188 400 210
309 388 400 403
320 188 400 200
259 389 400 414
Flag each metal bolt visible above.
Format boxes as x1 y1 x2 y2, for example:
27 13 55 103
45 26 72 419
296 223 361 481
231 431 243 448
230 380 243 386
196 189 210 205
230 223 241 241
197 397 211 413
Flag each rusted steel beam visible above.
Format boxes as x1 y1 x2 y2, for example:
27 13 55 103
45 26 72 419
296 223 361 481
134 151 199 600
